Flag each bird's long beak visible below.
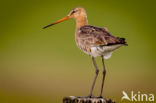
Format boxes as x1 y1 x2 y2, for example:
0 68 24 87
43 16 70 29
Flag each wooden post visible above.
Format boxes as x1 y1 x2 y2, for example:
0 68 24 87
63 96 115 103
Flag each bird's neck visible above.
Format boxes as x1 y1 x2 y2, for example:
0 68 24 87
75 16 88 29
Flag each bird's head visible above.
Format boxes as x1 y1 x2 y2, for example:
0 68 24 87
68 7 87 19
43 7 87 29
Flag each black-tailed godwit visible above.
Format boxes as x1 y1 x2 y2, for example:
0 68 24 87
43 7 127 98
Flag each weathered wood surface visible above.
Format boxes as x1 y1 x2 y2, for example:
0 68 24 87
63 96 115 103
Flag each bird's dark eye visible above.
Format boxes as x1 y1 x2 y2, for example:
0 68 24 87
71 10 76 14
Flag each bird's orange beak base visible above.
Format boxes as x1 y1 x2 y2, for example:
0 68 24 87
43 16 70 29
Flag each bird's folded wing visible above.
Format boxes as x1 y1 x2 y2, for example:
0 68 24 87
78 25 126 47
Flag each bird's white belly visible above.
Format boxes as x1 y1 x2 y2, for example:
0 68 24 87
90 44 123 59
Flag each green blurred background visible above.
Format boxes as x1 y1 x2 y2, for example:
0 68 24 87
0 0 156 103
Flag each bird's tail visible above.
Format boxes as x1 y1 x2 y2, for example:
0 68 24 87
118 37 128 46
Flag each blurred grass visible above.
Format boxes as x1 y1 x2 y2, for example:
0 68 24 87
0 0 156 103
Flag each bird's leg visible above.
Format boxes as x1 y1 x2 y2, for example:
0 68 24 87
99 56 106 98
88 57 99 97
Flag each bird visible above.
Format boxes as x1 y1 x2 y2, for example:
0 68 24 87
43 7 127 98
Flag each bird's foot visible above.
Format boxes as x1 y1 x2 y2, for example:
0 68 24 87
97 95 103 98
84 94 95 98
76 96 92 98
77 95 102 98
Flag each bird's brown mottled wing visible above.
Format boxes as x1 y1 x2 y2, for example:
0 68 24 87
78 25 126 47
